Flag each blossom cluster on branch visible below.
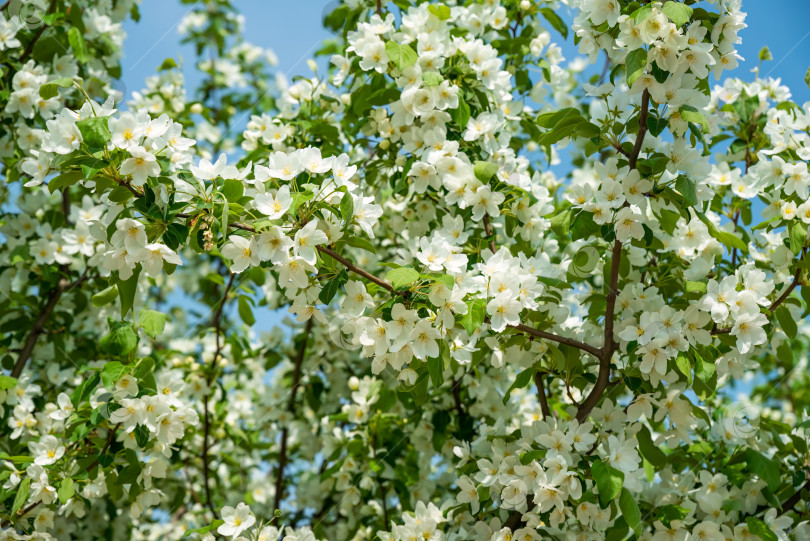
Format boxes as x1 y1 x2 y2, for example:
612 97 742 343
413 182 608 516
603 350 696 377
1 0 810 540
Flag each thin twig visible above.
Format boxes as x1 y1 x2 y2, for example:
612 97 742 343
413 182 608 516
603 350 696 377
576 88 650 424
202 272 237 520
317 245 393 293
271 318 315 522
534 372 550 419
483 213 496 254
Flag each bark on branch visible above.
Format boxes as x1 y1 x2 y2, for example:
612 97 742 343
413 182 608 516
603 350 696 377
271 318 315 521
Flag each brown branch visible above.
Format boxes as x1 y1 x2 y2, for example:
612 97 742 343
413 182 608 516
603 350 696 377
271 318 315 522
779 478 810 515
17 0 57 63
576 89 650 424
376 0 382 16
85 422 121 471
483 213 496 254
627 89 650 171
11 277 68 378
202 272 237 520
317 245 393 293
508 322 601 358
10 267 90 379
534 372 550 419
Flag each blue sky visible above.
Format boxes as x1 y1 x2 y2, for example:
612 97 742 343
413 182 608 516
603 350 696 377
120 1 810 105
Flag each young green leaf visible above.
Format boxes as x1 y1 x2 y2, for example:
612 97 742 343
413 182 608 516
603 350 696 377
385 41 417 70
386 267 420 290
619 488 642 536
139 309 168 339
68 27 89 63
592 459 624 507
625 48 648 86
662 1 693 26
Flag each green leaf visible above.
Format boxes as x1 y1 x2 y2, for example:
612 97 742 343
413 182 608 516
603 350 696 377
421 71 443 86
685 281 707 294
39 77 76 99
759 46 773 62
675 176 697 207
139 309 168 339
343 236 376 254
58 478 75 504
411 371 430 406
428 356 444 388
76 116 111 148
319 270 348 305
100 360 128 389
385 267 420 290
745 517 778 541
694 211 747 253
473 161 498 183
12 478 30 516
67 27 89 63
679 105 709 131
0 375 17 391
805 67 810 89
789 221 807 255
117 265 141 318
502 367 535 405
92 285 119 307
637 425 667 467
536 107 583 129
625 48 648 86
183 520 224 538
385 41 418 70
675 354 693 385
340 192 354 225
743 449 781 492
289 190 315 216
775 305 797 339
662 1 693 26
427 4 451 20
238 295 255 326
570 211 599 241
550 208 573 238
539 7 568 38
658 505 690 527
460 299 485 335
221 178 244 203
592 459 624 507
48 170 84 194
450 96 470 129
100 321 138 357
158 57 177 71
619 488 641 536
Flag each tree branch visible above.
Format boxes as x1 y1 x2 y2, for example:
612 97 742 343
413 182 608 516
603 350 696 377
576 88 650 423
483 213 496 254
202 272 237 520
271 318 314 522
19 0 56 62
534 372 550 419
10 268 90 379
508 322 601 358
317 245 394 293
779 478 810 515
